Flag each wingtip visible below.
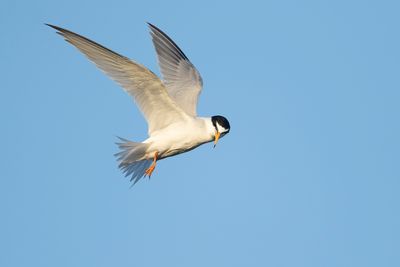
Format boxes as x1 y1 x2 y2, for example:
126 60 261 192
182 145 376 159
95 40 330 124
45 23 59 30
147 22 158 34
45 23 70 36
146 22 161 33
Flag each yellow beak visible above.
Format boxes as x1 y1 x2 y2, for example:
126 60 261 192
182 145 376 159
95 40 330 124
214 131 221 148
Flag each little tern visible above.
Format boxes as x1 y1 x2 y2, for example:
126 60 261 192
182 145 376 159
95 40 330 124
47 23 230 184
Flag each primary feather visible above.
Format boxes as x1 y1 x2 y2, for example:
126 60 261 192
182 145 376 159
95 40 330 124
46 24 189 135
148 23 203 117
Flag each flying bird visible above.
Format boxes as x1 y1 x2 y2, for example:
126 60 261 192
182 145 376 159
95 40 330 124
47 23 230 184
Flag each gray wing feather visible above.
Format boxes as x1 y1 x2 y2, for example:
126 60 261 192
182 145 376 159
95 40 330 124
148 23 203 117
47 24 188 134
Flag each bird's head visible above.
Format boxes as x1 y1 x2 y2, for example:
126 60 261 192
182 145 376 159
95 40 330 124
211 115 230 147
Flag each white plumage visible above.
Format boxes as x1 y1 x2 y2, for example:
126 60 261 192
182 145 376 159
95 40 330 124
48 23 230 184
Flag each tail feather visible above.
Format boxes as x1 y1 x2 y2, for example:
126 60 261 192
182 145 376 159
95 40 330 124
115 137 151 185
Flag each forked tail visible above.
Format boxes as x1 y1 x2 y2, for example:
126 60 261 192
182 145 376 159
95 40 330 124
114 137 151 185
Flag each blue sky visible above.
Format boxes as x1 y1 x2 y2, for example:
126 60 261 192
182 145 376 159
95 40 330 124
1 0 399 266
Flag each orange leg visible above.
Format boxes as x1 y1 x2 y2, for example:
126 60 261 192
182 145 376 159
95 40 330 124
145 151 158 178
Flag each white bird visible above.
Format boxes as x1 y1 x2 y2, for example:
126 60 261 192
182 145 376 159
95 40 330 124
47 23 230 184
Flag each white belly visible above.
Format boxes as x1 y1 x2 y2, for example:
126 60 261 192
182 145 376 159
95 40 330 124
142 119 213 160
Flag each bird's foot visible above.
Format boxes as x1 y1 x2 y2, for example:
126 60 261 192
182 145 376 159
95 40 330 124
144 151 158 178
145 164 156 177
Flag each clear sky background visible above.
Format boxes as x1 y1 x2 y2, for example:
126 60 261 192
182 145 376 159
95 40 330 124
1 0 399 266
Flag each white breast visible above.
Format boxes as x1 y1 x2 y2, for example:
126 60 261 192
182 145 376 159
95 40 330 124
143 117 214 159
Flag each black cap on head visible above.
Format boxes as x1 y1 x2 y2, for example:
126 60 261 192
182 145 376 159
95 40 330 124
211 115 230 133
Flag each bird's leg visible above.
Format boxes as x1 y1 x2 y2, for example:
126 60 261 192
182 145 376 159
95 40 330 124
145 151 158 177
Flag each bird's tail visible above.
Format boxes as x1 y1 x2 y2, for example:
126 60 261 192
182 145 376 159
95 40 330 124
114 137 152 185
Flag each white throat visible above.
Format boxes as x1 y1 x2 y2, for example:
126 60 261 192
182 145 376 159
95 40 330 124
203 117 218 137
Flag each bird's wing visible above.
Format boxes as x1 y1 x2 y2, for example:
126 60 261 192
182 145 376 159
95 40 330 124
148 23 203 117
47 24 189 134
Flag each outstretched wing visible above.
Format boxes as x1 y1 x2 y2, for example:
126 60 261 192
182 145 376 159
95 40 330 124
148 23 203 117
47 24 188 134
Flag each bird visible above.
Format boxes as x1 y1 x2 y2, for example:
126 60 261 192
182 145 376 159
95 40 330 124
47 23 230 184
